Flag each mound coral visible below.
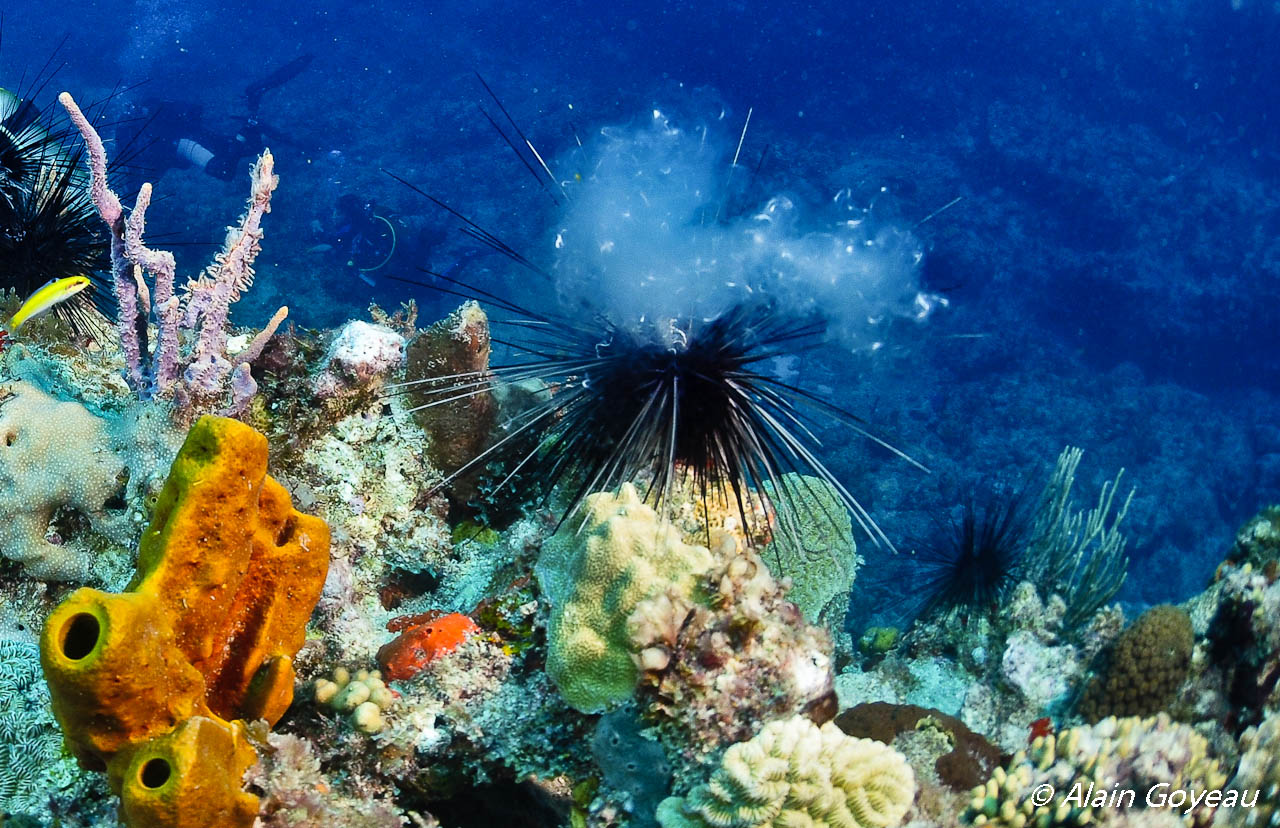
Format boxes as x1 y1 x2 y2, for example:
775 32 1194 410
1079 605 1193 722
377 611 481 681
0 381 129 580
964 714 1227 828
40 415 330 828
834 702 1005 792
656 715 917 828
536 483 713 712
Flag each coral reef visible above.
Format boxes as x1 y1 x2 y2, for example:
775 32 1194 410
62 93 288 420
1078 605 1193 722
245 728 410 827
403 301 496 492
656 715 917 828
630 546 836 768
1224 711 1279 828
760 473 861 627
536 482 713 713
1192 548 1280 730
0 381 129 580
964 714 1227 828
311 319 406 402
1225 505 1280 572
39 415 330 827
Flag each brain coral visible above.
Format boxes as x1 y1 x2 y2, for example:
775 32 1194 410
1078 605 1193 722
656 715 917 828
761 474 861 625
535 482 713 712
0 382 129 580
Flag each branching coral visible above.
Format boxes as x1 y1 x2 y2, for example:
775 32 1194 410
60 92 287 420
964 714 1227 828
656 715 917 828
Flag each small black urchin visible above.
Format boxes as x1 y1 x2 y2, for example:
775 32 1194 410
391 273 920 547
913 490 1029 622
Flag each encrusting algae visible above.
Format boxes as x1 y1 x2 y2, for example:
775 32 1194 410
39 415 330 828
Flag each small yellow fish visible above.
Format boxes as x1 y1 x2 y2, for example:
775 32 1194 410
6 276 91 333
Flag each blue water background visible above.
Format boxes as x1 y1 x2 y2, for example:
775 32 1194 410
4 0 1278 611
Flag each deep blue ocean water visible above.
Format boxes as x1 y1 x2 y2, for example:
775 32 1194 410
5 0 1278 610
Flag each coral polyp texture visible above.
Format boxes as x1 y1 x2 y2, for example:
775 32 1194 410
655 715 917 828
1078 604 1193 722
0 381 128 580
536 482 714 712
39 415 330 828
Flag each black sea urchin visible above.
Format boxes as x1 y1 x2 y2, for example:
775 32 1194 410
912 489 1029 622
390 269 921 548
386 93 928 547
0 47 113 334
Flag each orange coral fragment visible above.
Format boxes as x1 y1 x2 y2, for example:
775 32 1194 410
378 611 479 681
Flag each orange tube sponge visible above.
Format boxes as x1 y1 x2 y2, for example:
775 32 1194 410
40 415 330 828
